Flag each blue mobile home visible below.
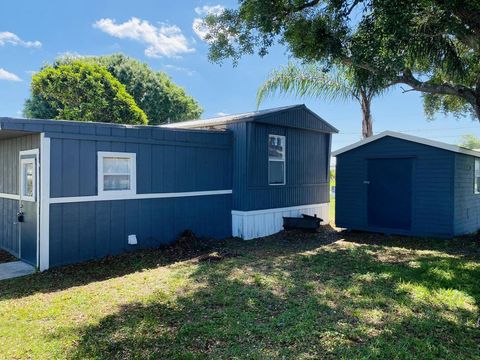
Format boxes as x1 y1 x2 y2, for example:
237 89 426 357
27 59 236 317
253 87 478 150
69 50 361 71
333 131 480 237
0 105 337 270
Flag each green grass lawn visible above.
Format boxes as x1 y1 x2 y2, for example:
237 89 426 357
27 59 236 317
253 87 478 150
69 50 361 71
329 198 335 226
0 230 479 359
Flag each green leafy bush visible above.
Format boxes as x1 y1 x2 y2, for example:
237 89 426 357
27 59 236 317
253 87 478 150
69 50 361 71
30 61 147 125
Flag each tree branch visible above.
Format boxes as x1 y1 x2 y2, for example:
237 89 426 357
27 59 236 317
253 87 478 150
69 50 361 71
394 69 476 101
400 87 416 93
389 68 479 118
346 0 361 17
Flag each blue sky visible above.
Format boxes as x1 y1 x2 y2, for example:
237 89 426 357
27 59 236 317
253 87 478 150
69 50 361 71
0 0 479 151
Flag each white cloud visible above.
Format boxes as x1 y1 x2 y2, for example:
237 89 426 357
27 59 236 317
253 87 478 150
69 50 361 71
0 68 21 81
0 32 41 48
193 5 224 41
94 17 194 58
163 64 196 76
194 5 225 16
216 112 229 117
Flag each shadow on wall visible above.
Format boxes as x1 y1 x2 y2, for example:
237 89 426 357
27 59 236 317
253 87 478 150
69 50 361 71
60 233 480 359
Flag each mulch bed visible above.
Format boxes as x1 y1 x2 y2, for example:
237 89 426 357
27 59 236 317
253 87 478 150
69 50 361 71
156 229 243 264
0 250 17 264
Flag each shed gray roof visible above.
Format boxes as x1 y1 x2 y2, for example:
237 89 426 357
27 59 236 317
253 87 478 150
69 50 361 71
332 131 480 158
162 104 339 133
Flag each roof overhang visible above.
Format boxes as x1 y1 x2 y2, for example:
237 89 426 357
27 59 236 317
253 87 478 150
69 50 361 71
332 131 480 158
163 104 339 134
0 129 37 139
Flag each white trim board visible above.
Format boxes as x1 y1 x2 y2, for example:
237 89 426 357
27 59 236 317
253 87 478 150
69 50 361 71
232 203 330 240
39 134 50 271
0 193 19 201
332 131 480 158
50 189 233 204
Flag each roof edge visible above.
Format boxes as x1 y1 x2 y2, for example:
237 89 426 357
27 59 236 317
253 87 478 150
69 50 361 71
332 131 480 158
163 104 339 133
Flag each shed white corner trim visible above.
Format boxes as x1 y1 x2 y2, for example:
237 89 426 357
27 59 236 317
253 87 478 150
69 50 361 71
232 203 330 240
332 131 480 158
39 134 50 271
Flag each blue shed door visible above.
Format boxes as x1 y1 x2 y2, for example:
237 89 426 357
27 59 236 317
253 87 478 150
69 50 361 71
367 158 413 231
19 153 38 266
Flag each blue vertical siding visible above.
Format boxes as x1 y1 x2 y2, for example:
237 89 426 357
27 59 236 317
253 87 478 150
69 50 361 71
454 154 480 235
0 134 40 256
228 122 248 211
254 105 338 133
49 195 232 267
49 132 232 197
47 128 233 267
233 122 330 211
336 136 455 237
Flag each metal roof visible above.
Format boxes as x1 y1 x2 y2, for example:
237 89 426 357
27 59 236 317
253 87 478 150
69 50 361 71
332 131 480 158
162 104 339 133
0 104 338 135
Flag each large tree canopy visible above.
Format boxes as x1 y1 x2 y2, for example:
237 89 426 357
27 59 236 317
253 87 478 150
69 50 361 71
29 61 147 125
205 0 480 120
24 54 203 124
84 54 203 124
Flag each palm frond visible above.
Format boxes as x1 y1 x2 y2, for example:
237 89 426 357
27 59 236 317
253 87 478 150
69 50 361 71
257 63 355 107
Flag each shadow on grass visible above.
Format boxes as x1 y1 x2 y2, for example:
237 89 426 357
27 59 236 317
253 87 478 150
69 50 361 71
339 229 480 256
67 237 480 359
0 230 337 302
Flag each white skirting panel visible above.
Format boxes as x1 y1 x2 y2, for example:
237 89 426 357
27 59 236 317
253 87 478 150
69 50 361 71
232 203 330 240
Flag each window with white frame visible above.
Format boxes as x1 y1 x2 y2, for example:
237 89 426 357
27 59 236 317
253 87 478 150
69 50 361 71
20 158 35 201
98 152 136 196
268 134 286 185
475 158 480 194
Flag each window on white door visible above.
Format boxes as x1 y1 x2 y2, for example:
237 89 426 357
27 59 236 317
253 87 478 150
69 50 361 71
20 158 35 201
98 152 136 196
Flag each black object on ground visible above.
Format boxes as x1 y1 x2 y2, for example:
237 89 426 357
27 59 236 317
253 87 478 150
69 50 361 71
283 214 322 231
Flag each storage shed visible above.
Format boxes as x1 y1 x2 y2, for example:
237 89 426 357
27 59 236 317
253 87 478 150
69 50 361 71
0 105 337 270
333 131 480 237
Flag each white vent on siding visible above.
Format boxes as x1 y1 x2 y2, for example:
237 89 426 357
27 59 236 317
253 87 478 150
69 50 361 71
128 234 138 245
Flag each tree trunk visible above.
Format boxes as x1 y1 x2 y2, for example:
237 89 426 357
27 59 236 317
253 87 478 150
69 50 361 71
360 91 373 138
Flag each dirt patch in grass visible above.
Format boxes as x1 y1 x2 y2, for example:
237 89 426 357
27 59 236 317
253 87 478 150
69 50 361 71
0 249 16 264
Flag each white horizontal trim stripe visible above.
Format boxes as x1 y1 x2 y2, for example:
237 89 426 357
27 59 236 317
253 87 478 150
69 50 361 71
332 130 480 158
232 203 328 216
0 193 20 201
50 189 233 204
